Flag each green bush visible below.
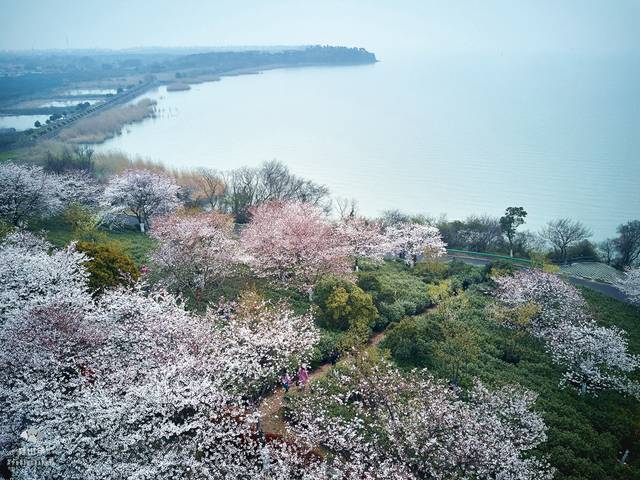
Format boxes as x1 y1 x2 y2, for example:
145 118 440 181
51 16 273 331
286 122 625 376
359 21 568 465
447 260 484 290
377 302 406 326
0 219 14 241
382 300 481 386
357 266 432 326
313 277 378 353
308 329 342 368
381 315 439 368
76 241 139 292
482 259 517 280
425 279 452 305
314 277 378 331
413 259 449 283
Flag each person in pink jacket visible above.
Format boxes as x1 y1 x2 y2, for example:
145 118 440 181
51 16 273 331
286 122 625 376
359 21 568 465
297 366 309 390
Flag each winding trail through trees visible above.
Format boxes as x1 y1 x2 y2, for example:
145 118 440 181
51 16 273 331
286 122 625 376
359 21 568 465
258 330 388 438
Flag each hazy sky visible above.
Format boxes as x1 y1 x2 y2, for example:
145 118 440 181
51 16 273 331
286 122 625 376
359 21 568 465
2 0 638 56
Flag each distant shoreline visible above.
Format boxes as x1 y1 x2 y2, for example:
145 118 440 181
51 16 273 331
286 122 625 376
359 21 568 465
0 55 377 151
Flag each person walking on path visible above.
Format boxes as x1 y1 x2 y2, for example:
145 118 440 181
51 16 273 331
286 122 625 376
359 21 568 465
297 366 309 390
281 372 291 393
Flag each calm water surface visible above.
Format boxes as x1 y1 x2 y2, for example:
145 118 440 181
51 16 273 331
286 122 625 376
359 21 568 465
95 52 640 239
0 114 49 131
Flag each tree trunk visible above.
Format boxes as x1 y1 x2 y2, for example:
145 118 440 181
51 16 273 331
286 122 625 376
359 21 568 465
620 449 630 464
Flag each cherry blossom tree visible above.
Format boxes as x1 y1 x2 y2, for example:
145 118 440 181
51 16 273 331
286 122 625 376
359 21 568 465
545 321 639 395
493 269 586 333
150 210 239 298
288 354 553 480
101 169 181 232
57 170 103 207
241 200 352 291
617 268 640 305
494 270 640 396
383 221 447 266
1 282 324 479
206 291 320 397
0 162 63 226
0 232 90 325
337 216 393 270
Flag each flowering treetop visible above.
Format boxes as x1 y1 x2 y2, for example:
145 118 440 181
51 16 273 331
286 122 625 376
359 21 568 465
617 268 640 305
56 170 103 207
150 210 239 296
337 216 393 263
206 290 320 396
241 200 352 290
0 232 90 325
0 162 64 226
101 169 181 231
494 269 640 396
1 271 325 479
288 354 553 480
384 221 447 266
493 268 587 332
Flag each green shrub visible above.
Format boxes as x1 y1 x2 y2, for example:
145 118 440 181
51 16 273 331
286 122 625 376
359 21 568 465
381 315 439 368
449 267 484 290
377 302 406 326
309 329 342 368
63 204 106 243
314 277 378 353
482 259 517 280
413 259 449 283
0 219 14 241
426 279 452 305
357 266 432 326
314 276 379 331
76 241 139 292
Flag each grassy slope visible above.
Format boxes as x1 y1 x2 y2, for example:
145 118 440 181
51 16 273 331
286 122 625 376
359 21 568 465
381 282 640 480
0 150 18 162
31 216 156 266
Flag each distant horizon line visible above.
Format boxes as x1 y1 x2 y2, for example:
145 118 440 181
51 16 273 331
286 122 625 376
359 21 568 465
0 44 373 55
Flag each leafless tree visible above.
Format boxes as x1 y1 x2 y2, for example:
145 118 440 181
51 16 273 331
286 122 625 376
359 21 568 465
541 218 592 264
614 220 640 268
598 238 616 265
335 197 359 220
458 214 503 251
195 168 226 210
221 160 330 222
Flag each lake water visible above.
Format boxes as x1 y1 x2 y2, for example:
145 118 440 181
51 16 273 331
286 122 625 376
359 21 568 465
62 88 118 96
95 51 640 239
39 99 102 108
0 114 49 131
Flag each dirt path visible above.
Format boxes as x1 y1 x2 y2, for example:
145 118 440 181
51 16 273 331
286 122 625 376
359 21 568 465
258 330 388 437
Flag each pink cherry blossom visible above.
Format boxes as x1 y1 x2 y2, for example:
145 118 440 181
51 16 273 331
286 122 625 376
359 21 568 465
240 200 352 291
150 210 239 296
